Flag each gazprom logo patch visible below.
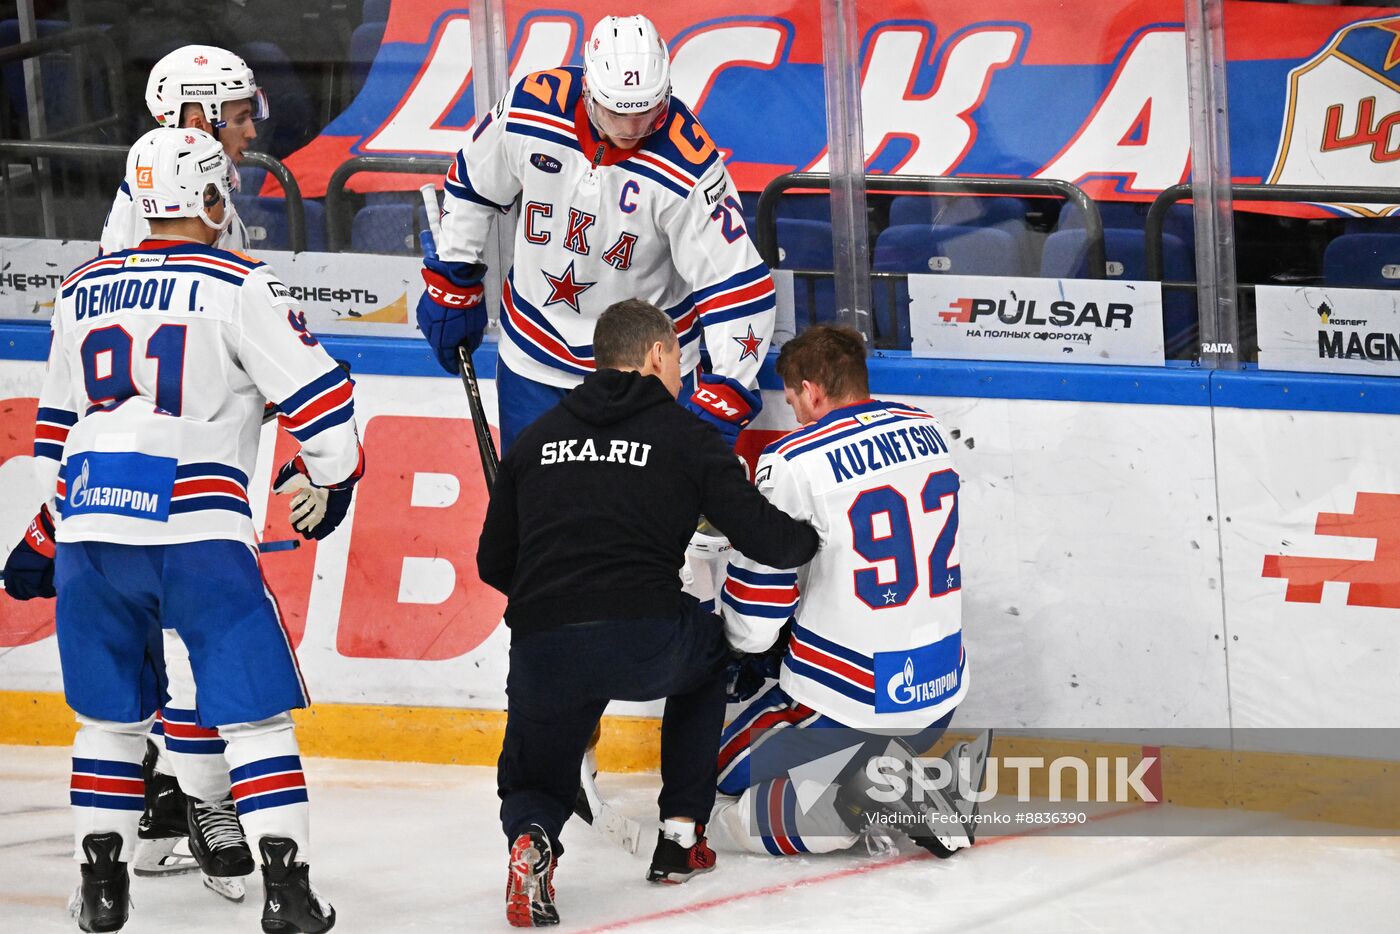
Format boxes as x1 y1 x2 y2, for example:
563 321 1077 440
63 452 176 521
874 632 963 713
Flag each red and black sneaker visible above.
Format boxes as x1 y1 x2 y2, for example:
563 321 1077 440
645 824 716 884
506 826 559 927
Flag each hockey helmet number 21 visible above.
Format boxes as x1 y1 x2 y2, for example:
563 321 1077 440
583 15 671 142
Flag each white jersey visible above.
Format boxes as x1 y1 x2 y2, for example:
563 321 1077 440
33 239 361 547
439 66 774 389
100 176 249 254
721 400 969 731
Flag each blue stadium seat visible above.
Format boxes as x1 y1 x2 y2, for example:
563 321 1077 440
238 41 316 156
352 204 419 255
1 20 82 134
235 196 327 253
775 218 837 329
888 195 1025 229
347 22 388 104
1059 199 1195 244
872 225 1024 349
1040 228 1197 356
1323 233 1400 289
1342 215 1400 236
235 166 267 198
364 191 420 207
362 0 392 23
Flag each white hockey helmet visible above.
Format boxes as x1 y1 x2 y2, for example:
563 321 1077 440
126 127 233 232
583 14 671 142
145 45 269 130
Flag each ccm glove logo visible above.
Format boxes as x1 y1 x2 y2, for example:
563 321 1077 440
695 387 743 421
422 268 484 309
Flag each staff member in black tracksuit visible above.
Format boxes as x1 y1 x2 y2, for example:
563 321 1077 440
478 298 818 926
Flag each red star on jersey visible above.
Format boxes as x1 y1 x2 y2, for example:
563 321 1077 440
733 325 764 361
541 261 595 313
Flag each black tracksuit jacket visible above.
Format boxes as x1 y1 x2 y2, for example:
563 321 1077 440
476 369 819 632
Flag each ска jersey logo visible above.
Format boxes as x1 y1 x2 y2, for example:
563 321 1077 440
1268 15 1400 217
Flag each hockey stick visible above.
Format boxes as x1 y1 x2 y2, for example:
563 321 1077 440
420 184 500 489
419 184 642 853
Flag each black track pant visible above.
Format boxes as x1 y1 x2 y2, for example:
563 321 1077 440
497 596 730 852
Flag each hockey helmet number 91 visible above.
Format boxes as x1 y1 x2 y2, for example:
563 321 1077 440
583 14 671 142
145 44 269 130
126 127 233 232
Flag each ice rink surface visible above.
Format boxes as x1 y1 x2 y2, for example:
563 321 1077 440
3 745 1398 933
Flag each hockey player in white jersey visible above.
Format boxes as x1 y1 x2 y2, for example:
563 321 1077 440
100 44 267 254
94 44 271 892
710 326 991 859
2 128 356 933
417 13 773 451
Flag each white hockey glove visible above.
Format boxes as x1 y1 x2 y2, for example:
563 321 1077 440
686 516 732 562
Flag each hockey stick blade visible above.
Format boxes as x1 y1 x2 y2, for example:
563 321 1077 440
576 746 643 854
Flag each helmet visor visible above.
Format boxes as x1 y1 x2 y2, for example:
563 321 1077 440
216 88 270 128
590 96 669 143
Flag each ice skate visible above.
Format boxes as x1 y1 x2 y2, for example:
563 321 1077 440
69 832 130 933
260 837 335 933
186 796 254 877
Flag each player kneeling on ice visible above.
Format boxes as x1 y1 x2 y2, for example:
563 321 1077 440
477 300 819 926
708 326 993 860
2 127 363 934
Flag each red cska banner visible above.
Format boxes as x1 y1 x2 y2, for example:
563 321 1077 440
280 0 1400 217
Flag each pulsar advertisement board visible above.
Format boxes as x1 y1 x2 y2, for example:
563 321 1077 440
908 274 1165 366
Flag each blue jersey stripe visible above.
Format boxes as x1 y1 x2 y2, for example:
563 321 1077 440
230 754 303 783
618 161 689 199
70 792 144 810
72 757 143 778
236 788 310 814
784 656 877 706
175 462 250 486
792 621 874 669
61 263 246 296
34 441 64 460
499 310 594 377
169 496 253 519
728 566 798 587
700 294 777 326
506 124 578 151
277 367 346 416
693 264 769 304
36 406 78 426
289 403 355 442
721 590 794 619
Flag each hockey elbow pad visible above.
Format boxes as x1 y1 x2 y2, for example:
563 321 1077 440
684 374 763 448
3 504 57 600
418 231 487 373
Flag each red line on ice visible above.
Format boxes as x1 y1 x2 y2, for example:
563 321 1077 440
576 803 1152 933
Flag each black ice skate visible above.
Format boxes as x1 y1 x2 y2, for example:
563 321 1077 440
260 837 336 934
137 740 189 840
834 731 993 859
68 832 130 933
186 796 254 877
646 825 716 884
506 826 559 927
